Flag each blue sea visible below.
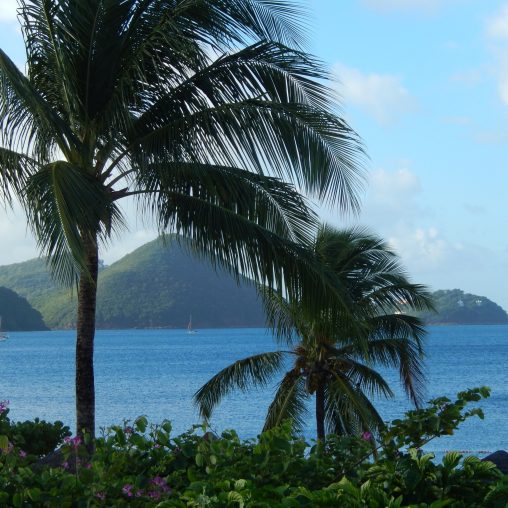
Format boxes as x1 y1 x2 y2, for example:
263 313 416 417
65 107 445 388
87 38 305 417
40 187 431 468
0 325 507 457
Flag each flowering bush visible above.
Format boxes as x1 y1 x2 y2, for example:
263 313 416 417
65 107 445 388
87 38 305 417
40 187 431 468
0 400 70 457
0 388 506 507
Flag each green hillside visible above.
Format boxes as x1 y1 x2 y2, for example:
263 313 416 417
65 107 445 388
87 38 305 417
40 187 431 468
0 286 49 331
2 242 506 329
0 238 266 329
418 289 508 325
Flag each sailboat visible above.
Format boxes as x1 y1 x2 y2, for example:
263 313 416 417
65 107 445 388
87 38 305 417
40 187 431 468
0 317 8 341
187 314 197 334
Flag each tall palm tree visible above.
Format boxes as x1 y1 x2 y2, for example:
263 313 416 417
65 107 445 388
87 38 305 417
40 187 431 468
194 226 433 441
0 1 365 438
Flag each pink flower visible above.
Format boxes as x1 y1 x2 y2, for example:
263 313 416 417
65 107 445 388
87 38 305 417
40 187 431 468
361 431 372 441
64 436 82 448
19 450 27 458
0 400 9 414
151 476 171 493
122 484 134 497
135 489 144 497
62 461 70 470
151 476 165 486
96 491 106 501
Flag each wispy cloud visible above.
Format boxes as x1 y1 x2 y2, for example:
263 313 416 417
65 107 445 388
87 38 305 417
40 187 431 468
486 4 508 39
334 63 416 125
449 67 484 86
368 168 421 204
485 4 508 108
0 203 37 267
0 0 18 23
441 115 472 126
463 203 486 215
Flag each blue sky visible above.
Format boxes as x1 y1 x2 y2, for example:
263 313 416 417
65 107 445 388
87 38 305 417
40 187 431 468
1 0 508 309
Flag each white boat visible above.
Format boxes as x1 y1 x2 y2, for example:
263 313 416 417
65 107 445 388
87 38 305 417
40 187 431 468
187 314 197 334
0 317 8 341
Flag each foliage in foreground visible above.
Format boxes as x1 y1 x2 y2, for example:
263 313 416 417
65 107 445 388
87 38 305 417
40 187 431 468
1 388 507 507
0 401 70 457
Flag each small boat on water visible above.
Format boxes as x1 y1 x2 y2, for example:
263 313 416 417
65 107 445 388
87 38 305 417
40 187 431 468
0 316 8 341
187 314 197 334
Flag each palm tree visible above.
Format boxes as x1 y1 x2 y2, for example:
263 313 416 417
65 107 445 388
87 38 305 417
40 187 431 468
0 1 365 438
194 226 433 441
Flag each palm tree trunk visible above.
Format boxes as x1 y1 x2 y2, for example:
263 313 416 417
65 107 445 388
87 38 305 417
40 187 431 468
316 382 325 442
76 233 99 442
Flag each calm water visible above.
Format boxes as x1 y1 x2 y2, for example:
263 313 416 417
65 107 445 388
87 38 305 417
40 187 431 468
0 325 507 456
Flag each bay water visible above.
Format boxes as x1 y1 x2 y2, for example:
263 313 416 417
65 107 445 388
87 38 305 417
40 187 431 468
1 325 507 456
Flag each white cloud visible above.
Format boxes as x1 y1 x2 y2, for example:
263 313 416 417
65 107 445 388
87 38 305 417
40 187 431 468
0 0 18 23
0 204 38 266
369 168 421 203
334 167 426 240
486 4 508 40
323 164 508 309
485 4 508 109
334 63 416 125
391 227 449 265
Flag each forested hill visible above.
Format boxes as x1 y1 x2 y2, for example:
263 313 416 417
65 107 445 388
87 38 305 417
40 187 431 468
0 286 49 331
0 238 266 329
418 289 508 325
1 242 507 329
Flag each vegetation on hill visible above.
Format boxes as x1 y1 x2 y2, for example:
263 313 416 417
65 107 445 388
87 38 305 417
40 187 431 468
0 238 266 329
418 289 508 325
0 286 48 331
0 260 71 329
95 239 266 329
1 253 507 330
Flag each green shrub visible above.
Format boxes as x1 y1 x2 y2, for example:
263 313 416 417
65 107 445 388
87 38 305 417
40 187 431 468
0 401 70 457
0 388 506 507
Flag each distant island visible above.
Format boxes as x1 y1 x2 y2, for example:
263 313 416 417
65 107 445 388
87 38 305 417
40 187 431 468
416 289 508 325
0 286 49 331
0 242 507 330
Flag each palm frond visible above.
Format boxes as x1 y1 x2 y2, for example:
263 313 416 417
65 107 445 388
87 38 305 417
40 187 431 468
0 148 40 202
325 370 387 436
331 313 426 406
324 382 385 437
125 99 364 210
0 47 76 160
257 285 306 345
194 351 285 420
328 357 394 399
134 184 352 323
24 161 125 285
132 161 317 246
263 369 308 433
